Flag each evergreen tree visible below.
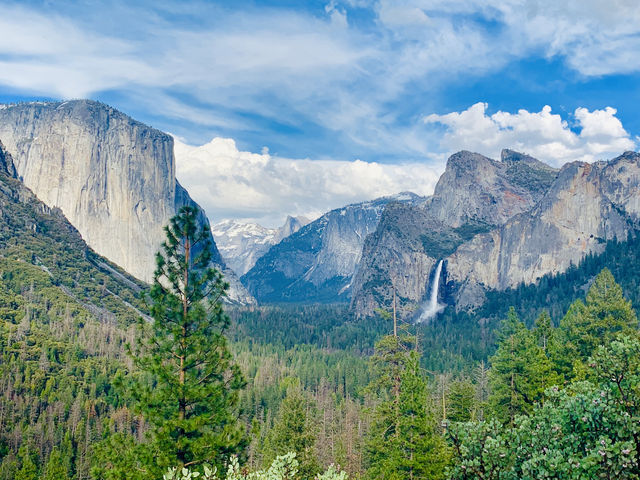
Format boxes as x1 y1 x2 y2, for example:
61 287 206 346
42 448 68 480
366 334 448 479
17 446 38 480
0 451 19 480
447 378 476 422
127 206 246 476
488 308 559 424
263 383 319 479
533 311 554 353
556 268 638 378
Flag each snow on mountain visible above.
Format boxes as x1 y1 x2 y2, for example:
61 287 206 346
213 216 309 276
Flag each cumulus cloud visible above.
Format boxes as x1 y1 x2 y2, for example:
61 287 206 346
424 103 636 166
173 137 440 227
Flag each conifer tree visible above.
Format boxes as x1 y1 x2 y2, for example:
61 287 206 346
42 448 68 480
128 206 246 476
555 268 638 378
488 308 558 424
17 446 38 480
366 334 448 479
533 311 554 353
447 378 476 422
263 383 319 479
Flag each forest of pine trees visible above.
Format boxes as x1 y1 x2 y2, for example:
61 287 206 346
2 204 640 479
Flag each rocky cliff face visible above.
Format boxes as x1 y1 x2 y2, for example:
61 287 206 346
242 193 420 303
0 100 254 304
445 152 640 309
212 215 309 276
0 140 17 177
351 150 559 318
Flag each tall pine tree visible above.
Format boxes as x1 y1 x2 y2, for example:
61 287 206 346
262 383 319 479
128 206 246 476
366 334 448 479
488 308 558 424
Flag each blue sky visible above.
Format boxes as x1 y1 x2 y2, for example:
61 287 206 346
1 0 640 225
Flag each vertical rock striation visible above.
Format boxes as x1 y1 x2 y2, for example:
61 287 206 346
446 152 640 309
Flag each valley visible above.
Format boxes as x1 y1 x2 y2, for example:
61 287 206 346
1 99 640 479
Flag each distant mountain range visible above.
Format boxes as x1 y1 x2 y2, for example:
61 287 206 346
212 215 310 276
241 193 422 303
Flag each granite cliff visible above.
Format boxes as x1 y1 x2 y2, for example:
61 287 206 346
0 100 254 304
242 193 421 303
445 151 640 309
351 150 559 318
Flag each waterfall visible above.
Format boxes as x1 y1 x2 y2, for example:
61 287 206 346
418 259 444 322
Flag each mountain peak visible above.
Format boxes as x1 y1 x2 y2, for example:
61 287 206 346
501 149 557 172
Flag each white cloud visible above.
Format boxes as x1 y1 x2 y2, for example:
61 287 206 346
1 0 639 163
375 0 640 77
173 137 441 227
424 103 636 166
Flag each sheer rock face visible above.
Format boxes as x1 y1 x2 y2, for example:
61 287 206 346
428 150 556 228
0 100 254 304
0 140 17 178
241 193 421 303
351 150 558 318
446 152 640 309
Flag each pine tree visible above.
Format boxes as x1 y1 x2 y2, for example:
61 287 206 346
42 448 68 480
17 446 38 480
488 308 559 424
263 383 319 479
0 451 19 480
127 206 246 476
555 268 638 379
366 334 448 479
447 378 476 422
533 311 554 353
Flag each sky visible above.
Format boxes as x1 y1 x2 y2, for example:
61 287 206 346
1 0 640 226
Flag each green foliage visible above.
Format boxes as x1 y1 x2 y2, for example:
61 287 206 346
168 453 350 480
504 161 557 194
449 271 640 479
43 448 69 480
124 206 245 476
555 268 638 379
447 419 513 480
366 335 449 479
447 378 476 422
420 221 492 260
262 385 319 479
488 308 559 423
17 446 39 480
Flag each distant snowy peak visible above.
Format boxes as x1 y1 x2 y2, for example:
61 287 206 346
274 215 311 243
212 220 276 245
213 216 309 276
